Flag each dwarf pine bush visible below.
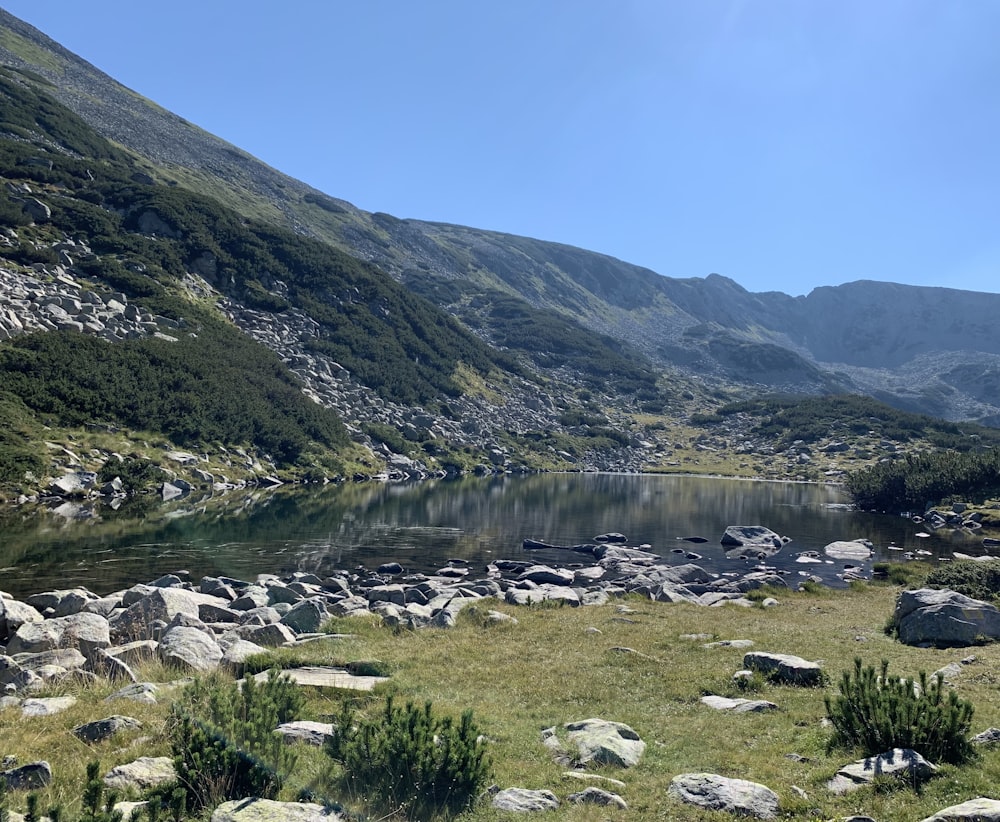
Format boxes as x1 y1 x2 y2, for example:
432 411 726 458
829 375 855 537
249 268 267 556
325 695 491 818
825 658 975 765
168 671 304 811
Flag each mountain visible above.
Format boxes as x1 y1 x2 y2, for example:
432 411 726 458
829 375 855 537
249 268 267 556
3 9 997 426
0 8 997 498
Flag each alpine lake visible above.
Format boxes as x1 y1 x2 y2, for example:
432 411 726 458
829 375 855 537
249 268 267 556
0 473 989 601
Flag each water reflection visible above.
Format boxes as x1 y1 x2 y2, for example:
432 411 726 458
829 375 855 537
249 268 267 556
0 474 993 599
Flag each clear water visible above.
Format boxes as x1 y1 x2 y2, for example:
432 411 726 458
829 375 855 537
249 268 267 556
0 473 989 599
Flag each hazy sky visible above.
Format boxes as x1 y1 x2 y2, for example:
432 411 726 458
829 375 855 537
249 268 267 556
4 2 999 296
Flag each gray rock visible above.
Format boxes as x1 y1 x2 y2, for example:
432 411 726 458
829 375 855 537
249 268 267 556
920 798 1000 821
85 648 138 683
823 540 874 560
105 640 159 667
25 588 97 618
743 651 823 686
0 597 43 640
567 786 627 808
221 639 269 667
239 623 297 647
491 788 560 812
894 588 1000 647
700 695 779 713
114 801 149 821
564 718 645 768
105 683 160 705
6 611 111 658
110 588 228 642
21 696 77 716
158 626 222 672
103 757 176 792
721 526 785 555
972 727 1000 747
2 761 51 790
279 598 329 634
252 666 387 691
827 748 938 794
73 715 142 743
274 720 334 746
14 648 87 673
519 565 576 586
668 772 780 819
211 798 345 822
21 198 51 222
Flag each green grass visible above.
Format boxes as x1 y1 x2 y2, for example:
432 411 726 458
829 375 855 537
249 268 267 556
5 583 1000 820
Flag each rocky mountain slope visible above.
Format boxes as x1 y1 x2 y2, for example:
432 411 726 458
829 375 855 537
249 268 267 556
2 9 997 427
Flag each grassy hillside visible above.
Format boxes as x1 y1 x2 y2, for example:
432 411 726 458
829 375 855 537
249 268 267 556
0 67 546 486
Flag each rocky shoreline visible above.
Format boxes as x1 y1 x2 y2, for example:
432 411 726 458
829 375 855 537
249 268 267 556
7 526 1000 820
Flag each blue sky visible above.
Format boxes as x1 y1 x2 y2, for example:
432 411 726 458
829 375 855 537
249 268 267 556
5 2 999 296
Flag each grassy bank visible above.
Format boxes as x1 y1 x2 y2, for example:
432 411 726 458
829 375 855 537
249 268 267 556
5 581 1000 820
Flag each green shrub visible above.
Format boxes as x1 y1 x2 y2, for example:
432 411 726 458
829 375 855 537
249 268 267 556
325 695 491 818
97 455 159 494
80 761 122 822
924 561 1000 602
168 672 304 811
825 658 975 765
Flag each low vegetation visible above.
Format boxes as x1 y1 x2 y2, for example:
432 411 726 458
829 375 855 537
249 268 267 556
847 448 1000 513
7 583 1000 821
825 658 976 765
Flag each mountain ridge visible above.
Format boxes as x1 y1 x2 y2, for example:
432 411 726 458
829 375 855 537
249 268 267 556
1 7 999 503
2 5 996 426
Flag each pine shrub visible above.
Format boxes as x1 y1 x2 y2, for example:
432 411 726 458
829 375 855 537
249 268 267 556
825 658 976 765
167 671 304 811
325 695 491 818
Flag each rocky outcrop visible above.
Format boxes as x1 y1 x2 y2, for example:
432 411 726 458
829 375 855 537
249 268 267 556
668 773 780 819
211 798 345 822
893 588 1000 647
743 652 823 686
827 748 937 794
920 798 1000 821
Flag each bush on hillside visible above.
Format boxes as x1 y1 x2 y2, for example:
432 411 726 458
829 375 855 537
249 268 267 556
168 672 304 811
325 695 491 818
924 561 1000 602
825 658 975 765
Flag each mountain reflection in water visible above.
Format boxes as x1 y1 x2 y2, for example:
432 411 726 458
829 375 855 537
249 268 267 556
0 473 990 599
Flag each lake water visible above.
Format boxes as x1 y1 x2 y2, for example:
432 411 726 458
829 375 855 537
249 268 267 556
0 473 990 600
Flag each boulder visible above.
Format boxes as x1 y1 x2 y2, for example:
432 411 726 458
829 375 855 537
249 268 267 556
668 772 780 819
518 565 576 586
827 748 937 794
21 696 76 716
221 639 269 667
25 588 97 617
279 598 329 634
564 718 645 768
158 626 222 672
274 721 334 746
894 589 1000 647
743 652 823 686
211 798 344 822
2 761 52 790
110 588 228 642
73 715 142 743
700 695 779 713
567 787 627 808
103 757 176 792
920 798 1000 821
721 526 785 556
491 788 560 812
105 683 160 705
823 540 874 560
0 597 43 641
